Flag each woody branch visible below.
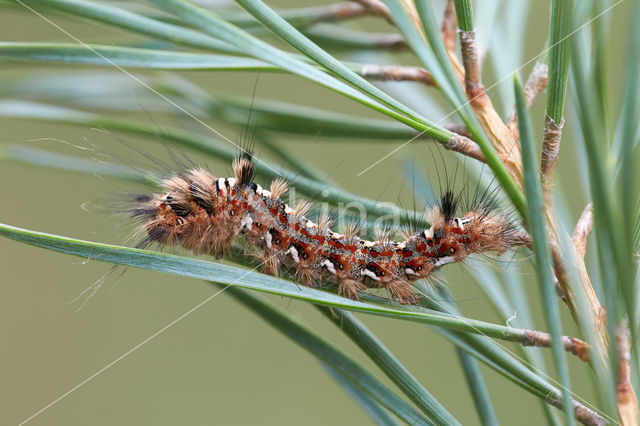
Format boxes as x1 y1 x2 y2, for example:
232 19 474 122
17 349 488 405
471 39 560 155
360 64 435 85
441 0 457 55
507 64 549 138
453 1 485 104
308 2 386 24
573 203 593 259
616 323 640 425
351 0 393 24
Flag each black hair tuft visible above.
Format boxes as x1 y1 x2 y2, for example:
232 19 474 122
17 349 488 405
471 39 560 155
439 190 459 223
233 150 255 186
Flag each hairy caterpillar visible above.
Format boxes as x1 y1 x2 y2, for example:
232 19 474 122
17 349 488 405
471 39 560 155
130 151 530 304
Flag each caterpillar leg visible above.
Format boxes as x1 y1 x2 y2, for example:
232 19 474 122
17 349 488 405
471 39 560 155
296 267 318 287
261 254 280 277
386 281 420 305
338 278 366 300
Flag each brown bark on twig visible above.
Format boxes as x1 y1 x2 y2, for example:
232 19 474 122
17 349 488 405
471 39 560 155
444 134 485 162
441 0 457 54
459 30 485 103
319 2 372 22
616 323 640 426
507 64 549 137
541 115 564 197
352 0 393 24
517 330 590 362
546 396 608 426
444 124 471 139
534 99 603 349
573 203 594 259
360 64 435 86
546 210 609 376
447 20 521 182
548 220 607 337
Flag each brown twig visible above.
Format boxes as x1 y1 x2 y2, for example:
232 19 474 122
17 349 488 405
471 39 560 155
516 330 590 362
459 30 485 103
441 0 457 54
541 115 564 197
548 224 607 337
316 2 374 22
444 8 520 181
351 0 393 24
444 133 485 162
490 324 608 424
444 124 471 139
360 64 435 86
616 322 640 425
573 203 594 259
507 63 549 137
546 396 608 426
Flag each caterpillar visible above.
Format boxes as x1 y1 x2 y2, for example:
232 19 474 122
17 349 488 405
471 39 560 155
130 151 530 304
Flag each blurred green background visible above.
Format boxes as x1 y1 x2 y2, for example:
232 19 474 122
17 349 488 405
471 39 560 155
1 1 632 424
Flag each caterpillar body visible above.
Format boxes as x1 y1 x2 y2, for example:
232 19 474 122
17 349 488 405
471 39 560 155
131 152 529 304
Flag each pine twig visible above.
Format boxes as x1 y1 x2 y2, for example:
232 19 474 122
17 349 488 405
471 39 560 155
573 202 594 259
507 64 549 137
352 0 393 24
360 64 435 85
447 2 521 180
616 322 640 426
445 124 471 139
516 330 590 362
444 133 485 162
540 115 564 198
315 2 375 22
546 397 607 426
440 0 457 54
459 29 484 103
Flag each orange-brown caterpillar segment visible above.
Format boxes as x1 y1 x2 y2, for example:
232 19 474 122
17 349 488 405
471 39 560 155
130 154 529 304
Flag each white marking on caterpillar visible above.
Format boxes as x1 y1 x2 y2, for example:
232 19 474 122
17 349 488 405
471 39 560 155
435 256 456 267
424 229 433 239
454 218 464 231
361 269 380 281
217 178 226 197
405 268 417 275
322 260 337 275
265 232 272 249
288 246 300 263
241 215 253 231
227 178 237 187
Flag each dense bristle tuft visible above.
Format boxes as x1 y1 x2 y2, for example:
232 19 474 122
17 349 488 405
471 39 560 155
270 177 288 200
439 190 458 223
232 151 255 186
343 221 362 239
293 200 312 219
